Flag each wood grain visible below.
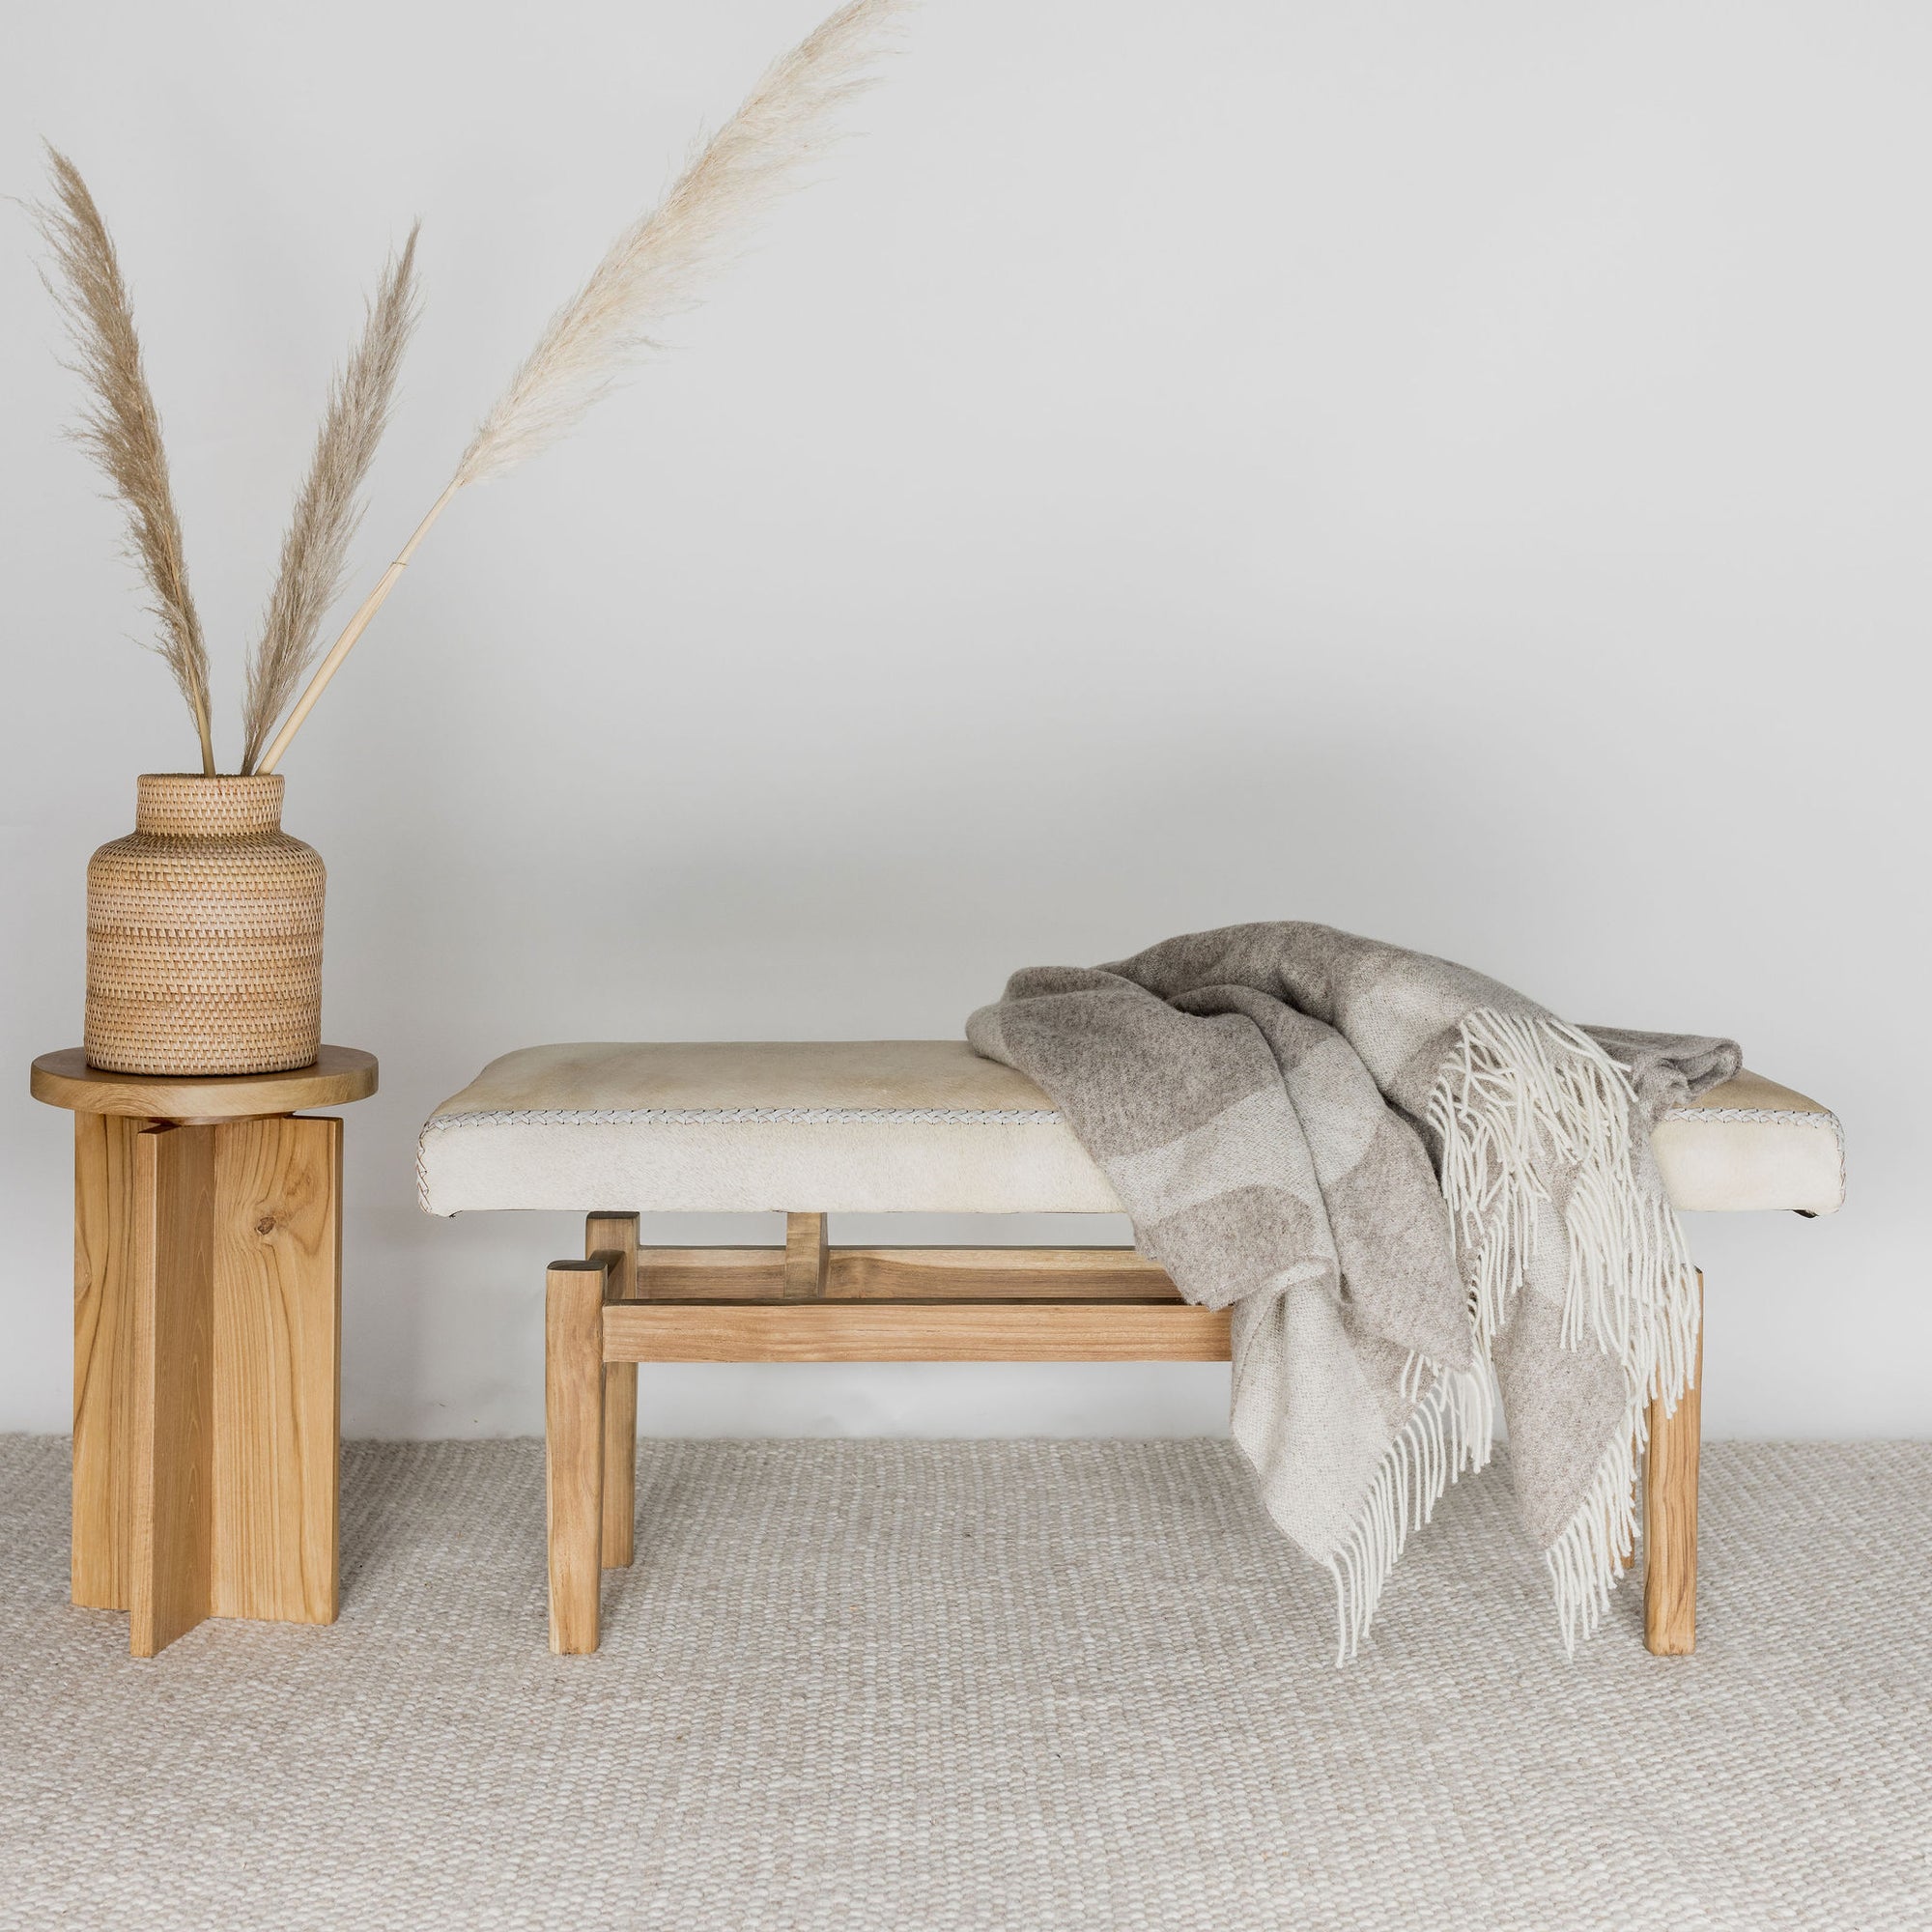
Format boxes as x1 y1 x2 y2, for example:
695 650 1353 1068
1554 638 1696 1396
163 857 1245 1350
638 1246 787 1297
632 1246 1179 1302
210 1116 342 1624
546 1260 608 1655
31 1044 377 1122
588 1212 640 1571
129 1124 215 1658
71 1111 150 1610
832 1247 1177 1300
1645 1270 1704 1657
603 1299 1231 1364
782 1212 829 1300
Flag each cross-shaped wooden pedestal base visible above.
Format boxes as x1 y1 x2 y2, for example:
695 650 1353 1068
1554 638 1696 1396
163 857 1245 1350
32 1047 377 1657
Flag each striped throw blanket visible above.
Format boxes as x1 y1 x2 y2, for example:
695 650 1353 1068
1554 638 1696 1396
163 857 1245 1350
967 923 1739 1658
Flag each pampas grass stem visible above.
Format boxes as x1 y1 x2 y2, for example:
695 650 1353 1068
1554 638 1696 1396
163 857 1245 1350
254 481 457 775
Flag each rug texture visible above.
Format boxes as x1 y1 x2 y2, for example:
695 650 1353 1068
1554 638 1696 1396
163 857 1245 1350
969 922 1740 1653
0 1436 1925 1932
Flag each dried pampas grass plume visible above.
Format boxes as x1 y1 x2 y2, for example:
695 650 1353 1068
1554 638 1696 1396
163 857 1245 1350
254 0 910 775
32 146 215 774
241 226 420 773
456 0 905 486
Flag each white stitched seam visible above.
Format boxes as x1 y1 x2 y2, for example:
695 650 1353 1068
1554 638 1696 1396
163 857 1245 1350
1657 1106 1835 1128
425 1102 1836 1130
422 1101 1835 1132
419 1106 1066 1130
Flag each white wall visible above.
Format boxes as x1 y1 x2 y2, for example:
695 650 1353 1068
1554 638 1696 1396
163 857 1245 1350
2 0 1923 1441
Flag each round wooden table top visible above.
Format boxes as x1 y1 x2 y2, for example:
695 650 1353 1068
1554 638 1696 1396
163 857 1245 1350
30 1045 378 1122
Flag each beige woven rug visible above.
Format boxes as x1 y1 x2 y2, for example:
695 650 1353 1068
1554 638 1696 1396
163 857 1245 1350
1 1437 1926 1931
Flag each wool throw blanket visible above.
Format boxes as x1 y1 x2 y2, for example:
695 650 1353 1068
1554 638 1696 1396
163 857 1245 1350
966 923 1740 1658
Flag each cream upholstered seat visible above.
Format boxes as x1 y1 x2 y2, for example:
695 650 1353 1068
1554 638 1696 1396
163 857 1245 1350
417 1041 1843 1219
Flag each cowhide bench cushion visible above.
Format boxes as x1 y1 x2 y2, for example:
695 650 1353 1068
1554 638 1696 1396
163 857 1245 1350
416 1039 1844 1219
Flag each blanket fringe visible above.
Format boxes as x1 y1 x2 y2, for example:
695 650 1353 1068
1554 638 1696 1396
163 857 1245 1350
1425 1008 1700 1652
1545 1425 1642 1656
1325 1361 1494 1664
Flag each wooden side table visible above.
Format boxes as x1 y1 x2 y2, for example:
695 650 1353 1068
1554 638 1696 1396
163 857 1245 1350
30 1046 377 1657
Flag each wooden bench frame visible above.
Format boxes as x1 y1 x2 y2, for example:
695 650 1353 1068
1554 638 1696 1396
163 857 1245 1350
544 1211 1702 1660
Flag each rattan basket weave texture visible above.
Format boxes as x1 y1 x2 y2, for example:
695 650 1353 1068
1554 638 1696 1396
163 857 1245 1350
85 774 326 1076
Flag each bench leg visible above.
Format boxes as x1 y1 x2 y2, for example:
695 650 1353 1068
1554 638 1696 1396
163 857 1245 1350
545 1259 608 1655
1644 1270 1703 1656
587 1213 640 1570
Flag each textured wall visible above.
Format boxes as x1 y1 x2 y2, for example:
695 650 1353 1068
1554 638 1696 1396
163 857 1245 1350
1 0 1921 1437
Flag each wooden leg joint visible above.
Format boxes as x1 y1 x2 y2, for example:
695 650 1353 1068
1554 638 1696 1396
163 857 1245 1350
586 1214 640 1574
782 1212 830 1300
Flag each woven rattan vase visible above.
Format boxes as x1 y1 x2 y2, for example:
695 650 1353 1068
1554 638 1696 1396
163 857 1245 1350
84 774 326 1076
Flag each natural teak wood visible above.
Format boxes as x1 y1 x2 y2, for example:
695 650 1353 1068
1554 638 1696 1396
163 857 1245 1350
546 1260 609 1655
129 1124 216 1658
209 1117 342 1624
630 1246 1181 1302
32 1045 376 1122
71 1113 148 1610
782 1212 830 1299
1645 1271 1704 1656
37 1046 370 1658
830 1246 1178 1300
545 1234 1228 1651
588 1213 640 1571
603 1299 1231 1364
541 1234 1709 1660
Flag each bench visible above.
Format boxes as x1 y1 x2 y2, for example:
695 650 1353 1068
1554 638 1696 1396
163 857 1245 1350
418 1041 1844 1657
